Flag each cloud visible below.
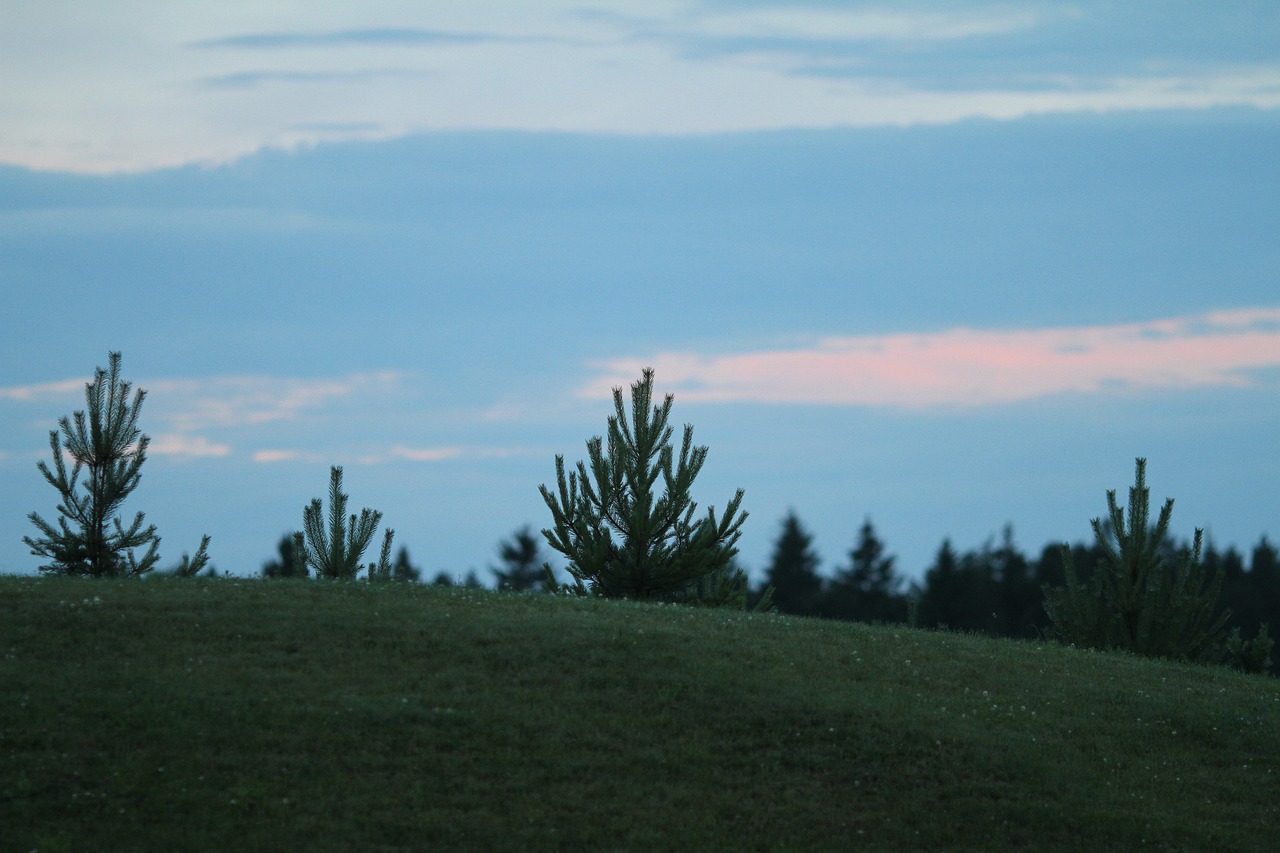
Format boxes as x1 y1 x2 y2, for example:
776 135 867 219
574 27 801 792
391 446 463 462
286 121 384 133
582 308 1280 409
616 6 1280 107
252 449 311 464
149 434 231 458
251 445 530 465
147 372 404 433
8 3 1280 173
0 378 87 401
679 7 1046 44
197 69 425 90
188 28 505 50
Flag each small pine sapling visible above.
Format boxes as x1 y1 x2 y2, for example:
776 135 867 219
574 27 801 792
1043 457 1231 663
171 535 213 577
365 530 396 582
292 532 308 578
539 368 750 605
1226 624 1273 675
25 352 210 577
299 466 394 580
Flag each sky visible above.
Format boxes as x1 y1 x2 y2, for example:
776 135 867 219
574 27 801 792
2 1 1278 585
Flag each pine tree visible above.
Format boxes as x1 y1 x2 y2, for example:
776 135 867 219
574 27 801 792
1043 457 1231 663
25 352 209 577
262 533 307 579
299 466 394 580
762 511 824 616
168 536 213 578
492 526 547 592
824 517 906 623
539 368 749 605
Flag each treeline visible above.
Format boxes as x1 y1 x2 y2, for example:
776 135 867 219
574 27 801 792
751 510 1279 668
260 510 1280 669
27 352 1274 673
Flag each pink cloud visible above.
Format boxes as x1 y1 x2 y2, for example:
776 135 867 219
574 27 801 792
252 449 309 464
391 446 463 462
582 308 1280 408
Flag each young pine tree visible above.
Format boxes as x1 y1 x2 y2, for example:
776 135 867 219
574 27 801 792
299 466 394 580
1043 457 1231 663
262 533 307 579
539 368 749 606
25 351 209 577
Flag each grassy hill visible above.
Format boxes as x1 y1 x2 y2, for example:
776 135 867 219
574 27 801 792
2 576 1277 851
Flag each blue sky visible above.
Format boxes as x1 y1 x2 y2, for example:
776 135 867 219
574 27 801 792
2 2 1278 583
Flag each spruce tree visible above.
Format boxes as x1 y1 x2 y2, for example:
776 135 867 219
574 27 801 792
992 525 1039 637
391 546 422 583
917 539 962 629
1043 458 1231 663
25 352 209 577
763 511 824 616
539 368 749 605
299 466 394 580
492 526 547 592
825 517 906 623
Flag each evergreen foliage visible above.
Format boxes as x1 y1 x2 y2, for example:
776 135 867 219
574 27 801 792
492 526 548 592
823 517 907 623
917 539 970 630
1043 458 1231 663
25 351 210 577
539 368 750 606
169 535 213 578
1226 623 1274 675
299 466 394 580
686 558 772 611
992 526 1040 637
430 569 483 588
262 533 307 579
391 546 422 583
365 532 397 582
761 511 824 615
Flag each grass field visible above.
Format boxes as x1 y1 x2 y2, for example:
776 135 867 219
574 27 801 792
2 575 1278 851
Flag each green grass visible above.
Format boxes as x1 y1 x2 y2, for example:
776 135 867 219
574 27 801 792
2 576 1278 851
